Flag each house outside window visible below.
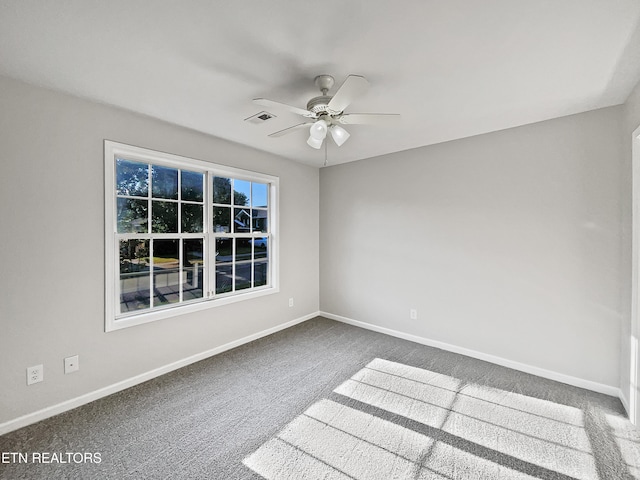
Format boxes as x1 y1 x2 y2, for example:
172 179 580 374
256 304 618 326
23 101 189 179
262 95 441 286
104 141 278 331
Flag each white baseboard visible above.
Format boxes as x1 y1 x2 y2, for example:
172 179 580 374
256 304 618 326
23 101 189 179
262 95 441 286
1 311 626 435
0 312 320 436
320 311 622 399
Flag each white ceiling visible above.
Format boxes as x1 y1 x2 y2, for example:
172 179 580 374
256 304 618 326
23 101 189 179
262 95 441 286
1 1 640 167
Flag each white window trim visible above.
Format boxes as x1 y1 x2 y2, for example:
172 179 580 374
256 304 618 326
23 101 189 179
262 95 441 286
104 140 279 332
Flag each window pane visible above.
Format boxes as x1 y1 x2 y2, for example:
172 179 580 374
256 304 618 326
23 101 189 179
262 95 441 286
252 209 268 233
253 237 268 259
119 239 150 312
213 206 231 233
252 182 268 208
116 159 148 197
183 239 204 300
235 238 252 262
216 265 232 294
117 198 148 233
233 179 251 206
213 177 231 204
152 165 178 199
254 261 268 287
234 208 251 233
215 238 232 294
182 204 203 233
235 263 251 291
181 170 203 202
152 239 180 307
216 237 232 263
152 201 178 233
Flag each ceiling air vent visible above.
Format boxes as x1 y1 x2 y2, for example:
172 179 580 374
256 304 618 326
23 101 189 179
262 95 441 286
245 111 276 124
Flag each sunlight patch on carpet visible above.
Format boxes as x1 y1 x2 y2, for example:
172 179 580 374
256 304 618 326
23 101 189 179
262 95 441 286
244 358 602 479
605 413 640 478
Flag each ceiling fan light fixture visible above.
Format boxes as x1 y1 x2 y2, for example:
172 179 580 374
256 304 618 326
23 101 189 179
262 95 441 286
309 119 328 140
307 136 323 149
330 125 350 146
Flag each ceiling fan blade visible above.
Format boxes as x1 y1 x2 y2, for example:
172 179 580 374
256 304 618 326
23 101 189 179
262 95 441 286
327 75 370 113
267 122 312 137
337 113 401 125
253 98 316 118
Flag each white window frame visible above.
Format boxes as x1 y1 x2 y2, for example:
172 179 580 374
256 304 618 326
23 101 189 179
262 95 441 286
104 141 279 332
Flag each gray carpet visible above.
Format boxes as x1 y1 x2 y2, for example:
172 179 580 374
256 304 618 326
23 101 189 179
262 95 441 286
1 317 639 479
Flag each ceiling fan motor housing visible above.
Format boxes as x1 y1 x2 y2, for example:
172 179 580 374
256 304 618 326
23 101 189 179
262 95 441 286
307 95 340 116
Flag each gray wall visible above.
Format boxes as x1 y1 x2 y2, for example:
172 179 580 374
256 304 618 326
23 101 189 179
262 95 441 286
0 76 319 425
1 71 635 428
620 78 640 419
320 106 623 388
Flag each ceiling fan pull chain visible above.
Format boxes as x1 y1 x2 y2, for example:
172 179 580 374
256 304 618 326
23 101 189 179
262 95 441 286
324 138 328 167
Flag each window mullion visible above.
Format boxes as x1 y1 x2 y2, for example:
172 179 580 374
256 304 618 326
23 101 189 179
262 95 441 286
212 174 218 298
251 237 255 289
207 173 215 298
147 164 152 237
149 239 155 309
231 236 236 293
179 238 184 304
178 168 182 235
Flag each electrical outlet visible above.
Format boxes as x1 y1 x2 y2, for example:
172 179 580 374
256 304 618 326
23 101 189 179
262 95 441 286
64 355 79 374
288 297 294 307
410 309 418 320
27 364 43 385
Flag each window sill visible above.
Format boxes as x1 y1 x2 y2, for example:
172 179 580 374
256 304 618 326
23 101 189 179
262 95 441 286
106 286 279 332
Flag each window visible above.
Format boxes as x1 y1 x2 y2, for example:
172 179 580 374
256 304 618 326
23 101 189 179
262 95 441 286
105 141 278 331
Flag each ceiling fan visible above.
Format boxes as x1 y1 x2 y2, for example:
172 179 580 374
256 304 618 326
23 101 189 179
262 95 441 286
253 74 400 149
